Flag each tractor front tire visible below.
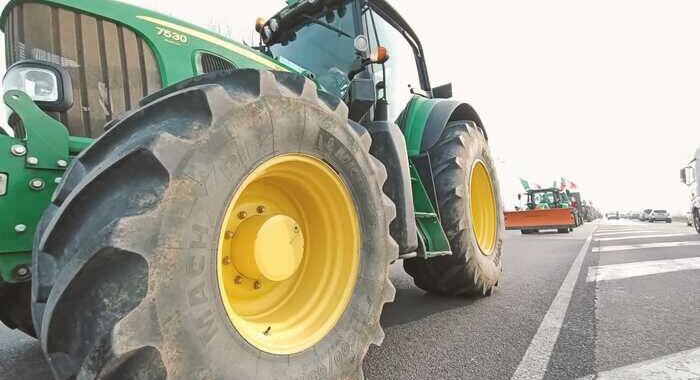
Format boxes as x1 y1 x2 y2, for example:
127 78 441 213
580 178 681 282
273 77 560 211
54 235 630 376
31 70 397 380
404 121 503 296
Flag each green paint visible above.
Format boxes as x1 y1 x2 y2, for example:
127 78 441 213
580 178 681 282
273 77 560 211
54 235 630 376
0 252 31 283
409 163 451 256
399 96 441 157
4 91 70 170
0 92 70 282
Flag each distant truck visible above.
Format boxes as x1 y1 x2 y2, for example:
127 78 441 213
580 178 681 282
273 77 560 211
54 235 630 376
505 188 578 234
680 147 700 233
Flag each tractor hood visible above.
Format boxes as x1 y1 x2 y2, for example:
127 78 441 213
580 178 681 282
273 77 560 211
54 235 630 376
1 0 296 138
1 0 292 85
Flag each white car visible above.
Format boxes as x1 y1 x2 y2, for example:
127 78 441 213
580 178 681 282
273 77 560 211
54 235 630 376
648 209 672 223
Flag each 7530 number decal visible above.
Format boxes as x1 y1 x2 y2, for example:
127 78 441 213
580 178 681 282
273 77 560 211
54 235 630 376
156 27 188 44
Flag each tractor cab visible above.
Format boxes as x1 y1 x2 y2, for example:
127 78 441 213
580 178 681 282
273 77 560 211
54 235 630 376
525 187 570 210
257 0 434 122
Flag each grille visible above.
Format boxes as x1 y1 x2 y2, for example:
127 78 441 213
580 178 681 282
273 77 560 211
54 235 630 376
198 52 236 74
3 2 162 138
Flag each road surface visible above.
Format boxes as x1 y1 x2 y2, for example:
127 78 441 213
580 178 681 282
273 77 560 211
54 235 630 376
2 219 699 379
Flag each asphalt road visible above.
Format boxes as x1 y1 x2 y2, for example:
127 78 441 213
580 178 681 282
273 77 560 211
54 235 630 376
2 219 699 379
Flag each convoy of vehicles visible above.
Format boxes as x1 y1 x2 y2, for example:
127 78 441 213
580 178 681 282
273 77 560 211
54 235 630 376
681 147 700 232
0 0 505 378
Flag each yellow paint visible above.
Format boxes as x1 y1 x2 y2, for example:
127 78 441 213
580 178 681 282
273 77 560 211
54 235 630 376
231 214 304 282
217 154 360 354
136 15 288 71
469 160 498 255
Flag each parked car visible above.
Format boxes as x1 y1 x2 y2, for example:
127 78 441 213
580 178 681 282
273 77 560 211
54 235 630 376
606 211 619 220
629 211 640 219
640 208 652 221
648 209 672 223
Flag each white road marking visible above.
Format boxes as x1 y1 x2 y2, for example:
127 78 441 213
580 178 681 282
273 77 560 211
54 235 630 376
576 347 700 380
595 233 696 242
587 257 700 282
594 230 663 236
593 241 700 253
510 233 594 380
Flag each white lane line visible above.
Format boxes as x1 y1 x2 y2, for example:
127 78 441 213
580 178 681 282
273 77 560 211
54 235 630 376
594 230 663 236
576 346 700 380
595 233 697 242
510 233 594 380
593 241 700 253
587 257 700 282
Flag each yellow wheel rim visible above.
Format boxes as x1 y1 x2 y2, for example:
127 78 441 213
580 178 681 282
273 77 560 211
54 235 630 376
469 160 497 255
217 154 360 354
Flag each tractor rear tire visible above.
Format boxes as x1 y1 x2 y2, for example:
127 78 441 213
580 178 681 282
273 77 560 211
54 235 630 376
31 70 397 380
404 121 503 296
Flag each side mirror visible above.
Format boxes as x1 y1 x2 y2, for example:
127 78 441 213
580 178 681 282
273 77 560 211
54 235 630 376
432 83 452 99
680 168 687 184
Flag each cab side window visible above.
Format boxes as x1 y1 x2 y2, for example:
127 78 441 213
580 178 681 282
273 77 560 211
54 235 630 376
363 7 421 122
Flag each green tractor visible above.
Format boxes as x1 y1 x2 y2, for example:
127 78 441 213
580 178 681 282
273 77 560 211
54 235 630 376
0 0 504 378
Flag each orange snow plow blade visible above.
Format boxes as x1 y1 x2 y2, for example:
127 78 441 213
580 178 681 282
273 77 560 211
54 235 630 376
504 208 576 230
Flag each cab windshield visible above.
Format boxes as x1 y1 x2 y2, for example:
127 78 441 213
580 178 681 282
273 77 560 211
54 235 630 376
268 4 357 98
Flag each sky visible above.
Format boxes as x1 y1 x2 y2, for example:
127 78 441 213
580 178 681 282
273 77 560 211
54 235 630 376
2 0 699 214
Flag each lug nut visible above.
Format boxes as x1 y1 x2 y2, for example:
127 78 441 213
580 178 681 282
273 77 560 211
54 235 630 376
224 230 235 239
256 205 266 214
14 224 26 233
254 280 262 289
56 159 68 168
237 211 247 220
54 177 62 184
29 178 45 190
234 276 243 284
10 145 26 156
26 156 38 165
16 267 29 277
222 256 231 265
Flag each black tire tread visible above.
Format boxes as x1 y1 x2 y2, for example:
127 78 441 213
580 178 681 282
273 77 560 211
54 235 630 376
32 70 395 380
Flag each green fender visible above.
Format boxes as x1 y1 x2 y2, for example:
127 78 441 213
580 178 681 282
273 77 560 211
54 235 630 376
396 96 489 257
399 96 487 158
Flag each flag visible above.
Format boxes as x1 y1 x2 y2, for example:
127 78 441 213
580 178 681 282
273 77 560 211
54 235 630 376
519 178 530 190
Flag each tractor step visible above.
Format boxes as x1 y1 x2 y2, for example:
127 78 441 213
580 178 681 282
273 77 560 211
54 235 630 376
423 250 452 259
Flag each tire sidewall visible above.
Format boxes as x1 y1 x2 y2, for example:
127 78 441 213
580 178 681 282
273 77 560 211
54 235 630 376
462 126 504 284
149 99 389 379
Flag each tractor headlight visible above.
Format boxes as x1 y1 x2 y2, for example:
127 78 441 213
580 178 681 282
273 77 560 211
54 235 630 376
2 61 73 112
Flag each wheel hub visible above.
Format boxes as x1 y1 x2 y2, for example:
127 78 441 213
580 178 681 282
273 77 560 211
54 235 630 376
217 154 360 355
231 214 304 282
